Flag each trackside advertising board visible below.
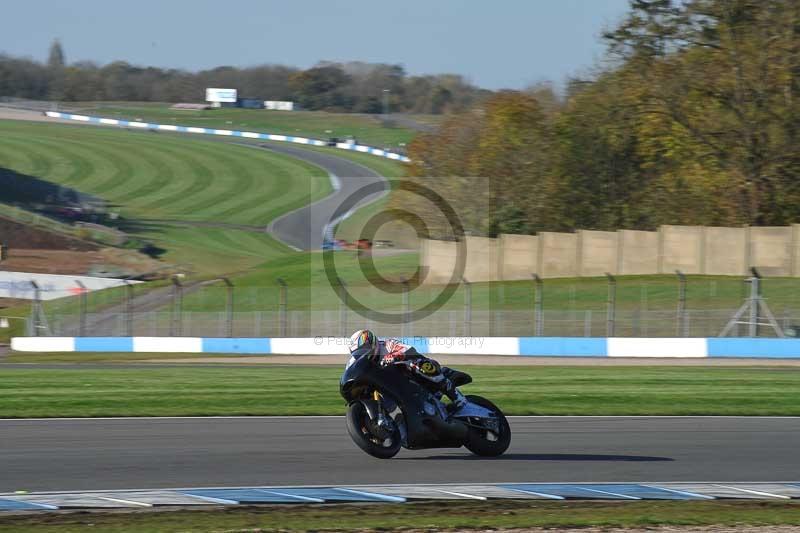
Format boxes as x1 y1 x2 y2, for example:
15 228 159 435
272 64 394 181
205 88 238 103
0 271 140 300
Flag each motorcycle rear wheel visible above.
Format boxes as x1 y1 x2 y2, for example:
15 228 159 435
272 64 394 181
345 401 402 459
463 395 511 457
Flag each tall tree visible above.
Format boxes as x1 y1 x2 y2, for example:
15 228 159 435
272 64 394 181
604 0 800 224
47 39 65 69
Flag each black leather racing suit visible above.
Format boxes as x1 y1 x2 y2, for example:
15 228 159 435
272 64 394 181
377 338 462 403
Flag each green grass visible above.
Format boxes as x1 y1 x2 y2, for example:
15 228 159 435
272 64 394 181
177 250 422 311
0 120 331 274
1 500 799 532
171 264 800 319
73 103 421 149
0 364 798 417
0 119 416 332
295 145 409 178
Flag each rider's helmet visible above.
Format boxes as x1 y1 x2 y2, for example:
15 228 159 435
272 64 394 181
348 329 377 357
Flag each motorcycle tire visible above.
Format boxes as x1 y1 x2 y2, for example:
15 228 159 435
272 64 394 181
463 395 511 457
345 401 402 459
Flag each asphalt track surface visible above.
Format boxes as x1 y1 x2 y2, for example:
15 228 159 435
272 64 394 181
1 416 797 492
245 142 388 250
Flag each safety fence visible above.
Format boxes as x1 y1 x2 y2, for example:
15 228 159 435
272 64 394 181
22 272 800 339
32 308 800 339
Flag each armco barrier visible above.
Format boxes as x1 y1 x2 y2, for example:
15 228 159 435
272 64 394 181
44 112 411 162
11 336 800 358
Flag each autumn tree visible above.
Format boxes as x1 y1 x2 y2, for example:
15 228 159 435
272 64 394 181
604 0 800 224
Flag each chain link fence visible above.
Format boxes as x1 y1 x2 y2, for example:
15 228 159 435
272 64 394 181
25 272 800 338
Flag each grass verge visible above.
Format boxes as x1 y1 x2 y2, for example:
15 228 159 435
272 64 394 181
73 103 423 149
0 364 798 417
1 500 799 532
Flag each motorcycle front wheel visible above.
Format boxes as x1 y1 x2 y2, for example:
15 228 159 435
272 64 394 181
463 395 511 457
345 401 402 459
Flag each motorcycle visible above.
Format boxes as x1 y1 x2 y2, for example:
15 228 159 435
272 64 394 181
339 349 511 459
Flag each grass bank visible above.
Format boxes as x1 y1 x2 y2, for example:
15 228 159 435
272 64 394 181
72 103 425 149
0 364 798 417
1 500 799 532
0 120 334 275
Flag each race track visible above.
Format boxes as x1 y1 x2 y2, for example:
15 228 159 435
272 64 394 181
241 142 388 250
1 416 797 492
0 107 390 251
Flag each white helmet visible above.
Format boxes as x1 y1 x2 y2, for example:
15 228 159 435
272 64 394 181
348 329 377 355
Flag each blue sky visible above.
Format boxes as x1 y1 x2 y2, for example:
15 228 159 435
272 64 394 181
1 0 630 89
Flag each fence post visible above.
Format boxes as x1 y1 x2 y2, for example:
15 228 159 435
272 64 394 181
337 277 348 337
30 281 42 337
462 277 472 337
533 274 543 337
170 276 183 337
676 270 687 337
276 278 288 337
124 281 134 337
605 272 616 337
75 280 87 337
749 269 760 338
488 282 495 337
402 279 411 338
220 278 233 338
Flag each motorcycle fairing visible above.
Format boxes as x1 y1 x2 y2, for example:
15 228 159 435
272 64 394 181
451 402 495 419
340 355 467 449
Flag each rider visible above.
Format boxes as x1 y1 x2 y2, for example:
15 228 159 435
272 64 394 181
348 329 467 409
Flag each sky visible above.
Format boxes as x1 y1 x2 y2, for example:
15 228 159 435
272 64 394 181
1 0 631 90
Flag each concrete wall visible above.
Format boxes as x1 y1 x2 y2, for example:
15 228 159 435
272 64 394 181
421 223 800 283
617 230 658 275
463 236 498 282
498 234 538 280
659 225 704 274
704 227 747 276
749 226 793 276
578 230 618 276
420 238 460 284
793 224 800 277
538 232 578 278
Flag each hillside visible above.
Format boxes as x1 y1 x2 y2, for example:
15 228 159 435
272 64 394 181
0 120 333 275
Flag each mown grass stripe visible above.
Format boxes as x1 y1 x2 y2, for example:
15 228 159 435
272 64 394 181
0 121 388 277
4 135 129 198
142 148 216 211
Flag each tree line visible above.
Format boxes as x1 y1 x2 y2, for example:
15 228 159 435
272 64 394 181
404 0 800 237
0 40 489 114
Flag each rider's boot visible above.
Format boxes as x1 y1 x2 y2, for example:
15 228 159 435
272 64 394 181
443 380 467 411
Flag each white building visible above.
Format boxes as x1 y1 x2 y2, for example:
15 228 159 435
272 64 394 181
206 88 238 108
264 100 295 111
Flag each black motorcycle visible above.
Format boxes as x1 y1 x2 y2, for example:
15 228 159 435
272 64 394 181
339 349 511 459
